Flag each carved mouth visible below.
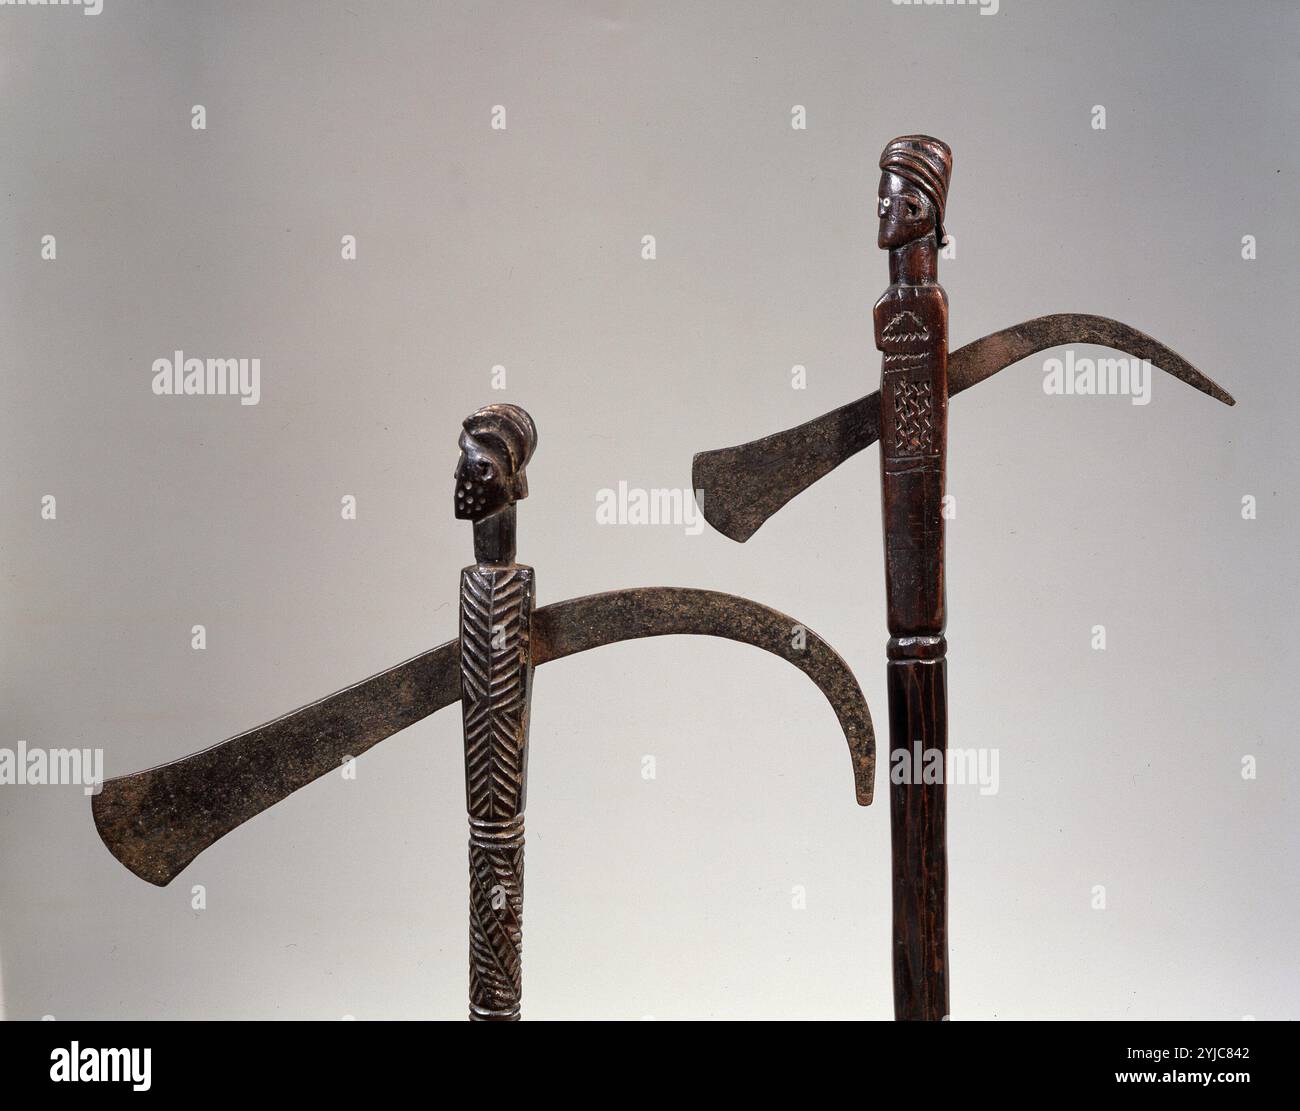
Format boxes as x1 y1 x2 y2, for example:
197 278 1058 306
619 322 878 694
456 481 491 517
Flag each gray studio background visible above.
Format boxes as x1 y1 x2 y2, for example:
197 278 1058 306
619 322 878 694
1 0 1295 1020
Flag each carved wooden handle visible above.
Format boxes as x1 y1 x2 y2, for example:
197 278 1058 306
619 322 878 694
887 654 949 1020
876 283 951 1021
467 814 525 1020
460 564 535 1021
876 134 954 1021
875 284 948 640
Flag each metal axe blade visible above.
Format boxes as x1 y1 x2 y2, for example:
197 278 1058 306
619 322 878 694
692 313 1235 543
91 586 874 888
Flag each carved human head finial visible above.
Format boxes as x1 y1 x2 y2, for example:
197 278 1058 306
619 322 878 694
877 135 953 251
454 404 538 521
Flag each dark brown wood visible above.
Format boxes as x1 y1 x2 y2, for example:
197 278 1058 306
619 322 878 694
455 406 538 1020
460 561 530 1021
689 134 1237 1022
887 656 947 1020
874 135 953 1021
460 561 532 1021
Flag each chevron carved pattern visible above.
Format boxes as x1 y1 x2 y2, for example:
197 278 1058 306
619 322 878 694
459 564 534 1021
881 310 932 346
460 566 533 820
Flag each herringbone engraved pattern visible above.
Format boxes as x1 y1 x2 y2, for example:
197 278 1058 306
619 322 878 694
468 818 524 1019
460 565 533 1020
461 567 531 819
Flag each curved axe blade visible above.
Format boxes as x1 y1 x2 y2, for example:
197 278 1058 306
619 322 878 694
692 313 1235 542
92 641 462 887
93 587 874 887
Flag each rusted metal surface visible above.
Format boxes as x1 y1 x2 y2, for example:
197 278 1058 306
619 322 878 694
533 587 874 805
689 135 1236 1021
91 641 462 887
693 314 1236 544
92 587 874 890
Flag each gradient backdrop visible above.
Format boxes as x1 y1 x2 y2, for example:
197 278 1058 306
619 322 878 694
1 0 1295 1019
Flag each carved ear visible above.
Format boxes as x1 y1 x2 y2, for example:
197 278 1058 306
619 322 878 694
903 194 932 227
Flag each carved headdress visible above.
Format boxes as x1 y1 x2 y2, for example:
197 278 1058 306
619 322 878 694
455 404 538 520
879 135 953 246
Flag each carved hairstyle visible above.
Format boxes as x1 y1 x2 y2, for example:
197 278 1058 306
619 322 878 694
879 135 953 246
455 404 538 520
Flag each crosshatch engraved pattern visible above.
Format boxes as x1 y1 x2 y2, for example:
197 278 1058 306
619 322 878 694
892 379 935 456
460 564 534 1020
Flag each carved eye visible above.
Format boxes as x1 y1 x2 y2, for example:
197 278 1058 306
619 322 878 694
880 197 891 210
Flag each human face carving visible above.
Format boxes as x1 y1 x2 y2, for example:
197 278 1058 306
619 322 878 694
454 432 512 521
877 171 934 250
